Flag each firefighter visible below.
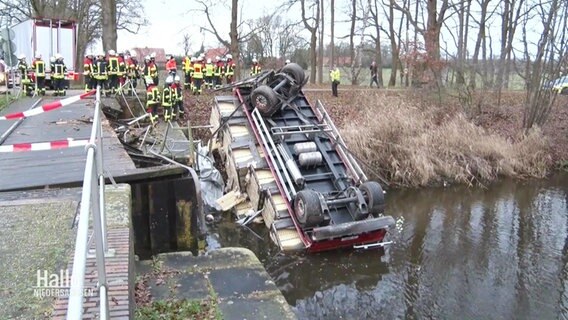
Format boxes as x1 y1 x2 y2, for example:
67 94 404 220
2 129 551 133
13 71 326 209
31 52 46 96
166 54 177 76
204 58 214 89
250 58 261 76
142 55 157 88
192 56 204 95
172 75 183 119
92 53 109 95
145 76 160 123
150 52 159 86
117 51 127 93
126 51 139 95
52 53 67 96
162 75 174 121
214 56 224 89
107 49 120 95
225 54 235 84
17 54 33 96
182 55 192 89
83 53 95 93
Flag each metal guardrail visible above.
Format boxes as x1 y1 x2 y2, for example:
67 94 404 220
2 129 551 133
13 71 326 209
66 86 111 320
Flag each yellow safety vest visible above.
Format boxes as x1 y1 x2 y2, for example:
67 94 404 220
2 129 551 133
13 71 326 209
193 63 203 79
34 60 45 77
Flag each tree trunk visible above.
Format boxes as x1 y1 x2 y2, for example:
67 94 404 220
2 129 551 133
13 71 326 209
300 0 319 84
349 0 356 85
230 0 240 79
388 0 398 87
470 0 490 89
318 0 324 84
101 0 117 51
330 0 335 68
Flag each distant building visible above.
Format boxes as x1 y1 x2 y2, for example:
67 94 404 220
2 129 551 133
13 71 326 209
132 47 166 64
204 47 229 61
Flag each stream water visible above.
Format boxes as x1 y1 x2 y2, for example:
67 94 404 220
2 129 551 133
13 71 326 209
210 173 568 319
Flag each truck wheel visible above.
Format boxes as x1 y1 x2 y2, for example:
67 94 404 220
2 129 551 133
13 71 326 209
360 181 385 216
282 63 305 85
294 190 324 228
251 85 280 116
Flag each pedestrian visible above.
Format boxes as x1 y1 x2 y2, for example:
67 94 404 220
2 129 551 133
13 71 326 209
330 66 340 97
83 53 94 93
250 58 261 76
145 76 160 123
92 53 109 95
205 58 214 89
192 56 204 95
107 49 120 95
370 61 379 88
225 54 235 84
17 54 33 96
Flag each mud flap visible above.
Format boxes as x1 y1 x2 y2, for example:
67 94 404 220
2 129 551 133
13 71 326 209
312 216 395 241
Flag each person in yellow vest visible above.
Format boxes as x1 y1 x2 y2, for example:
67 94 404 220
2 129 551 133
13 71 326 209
52 53 67 96
250 58 261 76
192 56 204 95
225 54 235 84
182 55 192 89
172 75 183 119
330 66 340 97
213 56 224 89
204 58 214 89
106 49 120 95
145 76 160 123
162 75 174 121
17 54 33 96
92 53 109 95
31 52 46 96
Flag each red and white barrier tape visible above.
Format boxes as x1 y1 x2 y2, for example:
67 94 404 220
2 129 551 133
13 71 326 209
0 139 88 153
0 90 96 121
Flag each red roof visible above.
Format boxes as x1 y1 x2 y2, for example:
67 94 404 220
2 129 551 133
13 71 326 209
204 47 229 62
132 47 166 63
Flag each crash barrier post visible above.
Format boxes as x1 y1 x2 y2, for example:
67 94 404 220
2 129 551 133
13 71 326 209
66 85 110 320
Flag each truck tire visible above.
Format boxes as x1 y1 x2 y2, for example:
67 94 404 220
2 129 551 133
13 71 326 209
294 190 324 228
282 63 305 85
360 181 385 216
251 85 280 116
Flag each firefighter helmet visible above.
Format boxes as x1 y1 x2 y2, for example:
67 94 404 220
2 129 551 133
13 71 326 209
56 53 63 60
207 58 212 64
150 52 156 58
226 54 232 60
50 56 56 63
18 54 25 60
35 51 42 59
165 75 174 84
130 51 137 58
174 75 181 82
252 58 258 63
215 56 220 61
108 49 116 56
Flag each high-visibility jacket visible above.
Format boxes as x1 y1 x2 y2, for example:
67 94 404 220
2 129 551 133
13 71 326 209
117 55 126 75
126 58 138 77
166 59 177 72
146 85 160 104
192 62 203 79
32 59 45 77
214 61 224 76
83 57 93 75
92 59 108 80
172 84 183 102
330 69 341 82
205 63 214 77
107 55 120 74
161 86 173 107
18 61 30 83
250 63 261 75
182 57 192 73
52 61 66 79
225 61 235 76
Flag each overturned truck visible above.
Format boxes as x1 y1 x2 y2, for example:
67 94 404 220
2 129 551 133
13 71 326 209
210 63 395 253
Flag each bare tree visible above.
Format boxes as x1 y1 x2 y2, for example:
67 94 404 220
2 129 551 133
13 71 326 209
368 0 383 87
330 0 335 68
297 0 320 84
181 34 192 56
101 0 117 51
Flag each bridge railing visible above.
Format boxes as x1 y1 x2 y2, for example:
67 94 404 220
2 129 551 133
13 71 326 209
66 85 110 320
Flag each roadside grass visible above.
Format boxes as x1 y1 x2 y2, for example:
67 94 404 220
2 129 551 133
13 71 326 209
308 89 551 187
135 298 221 320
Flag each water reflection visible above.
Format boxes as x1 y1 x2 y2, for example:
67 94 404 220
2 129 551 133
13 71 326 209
211 174 568 319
